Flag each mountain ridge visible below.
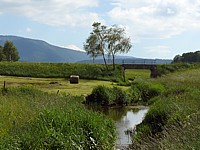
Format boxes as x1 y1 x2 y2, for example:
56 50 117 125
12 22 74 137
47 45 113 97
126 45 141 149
0 35 89 62
0 35 172 64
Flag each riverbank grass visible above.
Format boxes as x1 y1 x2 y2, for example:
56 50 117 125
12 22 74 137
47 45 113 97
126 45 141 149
132 68 200 149
0 86 116 149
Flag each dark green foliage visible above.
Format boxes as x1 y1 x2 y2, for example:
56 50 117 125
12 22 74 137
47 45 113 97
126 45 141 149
2 41 20 62
172 50 200 63
86 85 110 105
112 87 127 105
87 81 164 106
0 62 122 80
86 85 128 106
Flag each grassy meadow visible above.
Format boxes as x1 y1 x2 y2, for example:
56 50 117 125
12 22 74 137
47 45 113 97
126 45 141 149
1 62 200 149
125 69 151 80
0 76 117 95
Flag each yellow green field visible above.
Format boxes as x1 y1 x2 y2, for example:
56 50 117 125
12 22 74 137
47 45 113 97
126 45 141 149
0 76 119 95
0 69 151 95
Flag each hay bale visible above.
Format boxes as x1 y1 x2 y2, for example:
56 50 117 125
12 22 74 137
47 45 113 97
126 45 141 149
70 75 79 84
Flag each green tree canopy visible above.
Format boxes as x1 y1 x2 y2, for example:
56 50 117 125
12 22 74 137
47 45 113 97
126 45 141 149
2 40 20 62
172 51 200 63
107 25 132 70
84 22 132 70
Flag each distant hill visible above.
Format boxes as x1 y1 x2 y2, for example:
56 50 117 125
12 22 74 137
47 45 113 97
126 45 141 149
0 35 172 64
0 35 89 62
78 58 172 64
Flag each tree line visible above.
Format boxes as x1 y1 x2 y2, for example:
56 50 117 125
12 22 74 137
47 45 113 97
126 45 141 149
172 50 200 63
0 40 20 62
84 22 132 70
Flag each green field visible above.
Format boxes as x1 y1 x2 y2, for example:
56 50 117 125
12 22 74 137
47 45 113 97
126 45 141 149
125 69 151 80
0 76 117 95
0 69 151 96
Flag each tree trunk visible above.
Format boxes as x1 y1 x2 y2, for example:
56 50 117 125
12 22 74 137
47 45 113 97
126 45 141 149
102 52 108 71
112 52 115 70
93 57 95 63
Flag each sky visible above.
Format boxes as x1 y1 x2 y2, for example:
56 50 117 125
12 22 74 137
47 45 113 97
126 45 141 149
0 0 200 59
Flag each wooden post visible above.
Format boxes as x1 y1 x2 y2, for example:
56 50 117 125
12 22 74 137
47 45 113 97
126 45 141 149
122 66 126 82
4 81 6 90
2 81 7 95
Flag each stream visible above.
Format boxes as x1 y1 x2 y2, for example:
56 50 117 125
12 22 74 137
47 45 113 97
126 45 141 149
86 105 149 149
115 107 148 149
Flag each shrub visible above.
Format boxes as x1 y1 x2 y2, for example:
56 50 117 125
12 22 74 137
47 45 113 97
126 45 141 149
112 86 127 105
128 81 165 103
86 86 128 106
86 85 110 105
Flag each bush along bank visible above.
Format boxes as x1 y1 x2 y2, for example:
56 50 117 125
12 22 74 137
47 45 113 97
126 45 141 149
86 81 165 106
0 86 116 149
86 86 129 106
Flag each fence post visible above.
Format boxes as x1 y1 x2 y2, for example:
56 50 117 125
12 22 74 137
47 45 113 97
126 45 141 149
122 66 126 82
3 81 6 91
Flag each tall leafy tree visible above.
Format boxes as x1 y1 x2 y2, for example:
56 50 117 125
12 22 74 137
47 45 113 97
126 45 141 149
84 22 132 70
84 33 101 63
107 25 132 70
3 40 20 62
84 22 109 69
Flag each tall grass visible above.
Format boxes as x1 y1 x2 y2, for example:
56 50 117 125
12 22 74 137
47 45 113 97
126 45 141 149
131 68 200 149
0 86 116 149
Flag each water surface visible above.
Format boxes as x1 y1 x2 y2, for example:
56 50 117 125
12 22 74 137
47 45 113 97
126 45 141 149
114 107 148 146
86 105 148 147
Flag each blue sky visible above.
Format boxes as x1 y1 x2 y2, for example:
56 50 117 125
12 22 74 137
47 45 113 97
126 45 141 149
0 0 200 59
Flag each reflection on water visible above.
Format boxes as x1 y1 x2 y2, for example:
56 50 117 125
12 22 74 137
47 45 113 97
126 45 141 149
86 105 148 147
115 107 148 146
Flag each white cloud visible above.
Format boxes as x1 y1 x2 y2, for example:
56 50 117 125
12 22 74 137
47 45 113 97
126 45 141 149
0 0 102 27
26 27 32 33
145 45 172 58
108 0 200 39
64 44 85 52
